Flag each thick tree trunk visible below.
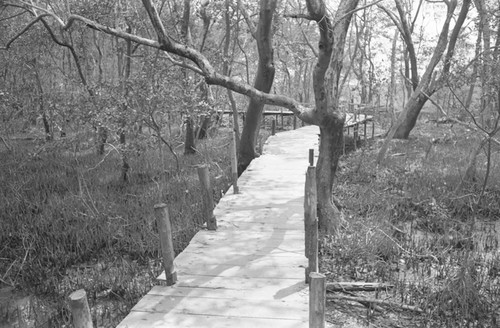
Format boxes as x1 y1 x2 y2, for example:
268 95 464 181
317 121 344 233
97 126 107 155
120 130 129 182
184 116 196 155
393 92 430 139
238 0 277 173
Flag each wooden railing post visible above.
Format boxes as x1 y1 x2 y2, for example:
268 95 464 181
304 165 318 283
230 131 239 194
280 109 284 130
69 289 93 328
271 118 276 136
308 149 314 167
154 204 178 286
309 272 326 328
293 115 297 130
364 120 367 143
354 123 358 150
197 165 217 230
372 119 375 138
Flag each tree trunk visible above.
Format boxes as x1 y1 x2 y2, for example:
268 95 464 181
391 0 468 139
308 0 359 234
41 112 52 141
97 126 107 155
223 0 241 151
120 130 129 182
393 92 430 138
238 0 277 174
388 29 398 114
184 116 196 154
317 122 344 233
378 0 469 163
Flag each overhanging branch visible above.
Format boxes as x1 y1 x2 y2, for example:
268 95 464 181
0 14 50 50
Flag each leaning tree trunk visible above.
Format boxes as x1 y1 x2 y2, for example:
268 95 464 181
393 92 429 138
237 0 277 174
389 0 467 139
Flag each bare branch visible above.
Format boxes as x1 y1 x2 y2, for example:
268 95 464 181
376 4 404 38
0 14 50 50
238 0 257 38
16 0 64 25
64 15 159 49
3 0 318 124
161 52 203 75
300 25 318 57
284 13 314 20
141 0 170 46
332 0 384 30
0 8 28 22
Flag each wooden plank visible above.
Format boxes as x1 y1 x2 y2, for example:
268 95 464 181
160 275 307 292
189 229 304 243
215 220 304 232
177 244 304 258
145 284 307 302
118 311 307 328
128 294 307 320
172 251 306 267
170 262 304 280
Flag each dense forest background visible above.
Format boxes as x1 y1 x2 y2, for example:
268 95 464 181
1 0 500 327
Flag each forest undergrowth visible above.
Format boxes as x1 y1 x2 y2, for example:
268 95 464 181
323 120 500 327
0 126 272 327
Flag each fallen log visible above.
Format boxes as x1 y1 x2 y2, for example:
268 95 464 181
326 282 394 292
327 294 423 313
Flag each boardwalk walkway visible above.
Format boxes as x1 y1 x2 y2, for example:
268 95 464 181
117 126 320 328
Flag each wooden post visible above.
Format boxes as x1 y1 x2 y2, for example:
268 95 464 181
309 273 326 328
281 109 284 129
354 123 358 151
271 118 276 136
69 289 93 328
230 131 239 194
364 121 367 143
372 119 375 138
342 132 346 155
195 114 206 140
197 165 217 230
293 115 297 130
154 204 177 286
304 166 318 283
308 149 314 167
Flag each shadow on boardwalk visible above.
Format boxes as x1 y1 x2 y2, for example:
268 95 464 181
117 126 319 328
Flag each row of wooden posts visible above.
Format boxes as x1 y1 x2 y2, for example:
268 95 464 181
67 131 241 328
68 136 326 328
345 114 375 152
305 149 326 328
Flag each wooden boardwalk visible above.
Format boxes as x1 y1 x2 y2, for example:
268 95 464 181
117 126 320 328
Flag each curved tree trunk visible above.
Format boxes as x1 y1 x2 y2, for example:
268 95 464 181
307 0 359 234
238 0 277 173
317 122 344 233
393 92 429 138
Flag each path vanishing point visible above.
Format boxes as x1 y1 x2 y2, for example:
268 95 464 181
117 125 320 328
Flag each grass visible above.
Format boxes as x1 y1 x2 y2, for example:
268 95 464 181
0 125 273 327
322 118 500 327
